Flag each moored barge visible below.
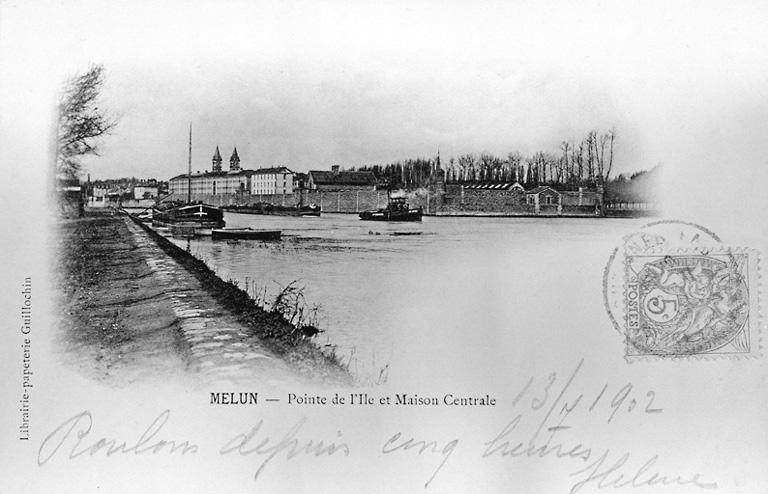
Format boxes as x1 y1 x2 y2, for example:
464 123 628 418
222 203 321 217
152 202 226 229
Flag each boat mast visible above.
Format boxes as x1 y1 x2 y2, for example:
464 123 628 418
187 123 192 204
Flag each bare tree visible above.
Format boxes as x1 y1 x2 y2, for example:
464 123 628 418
559 141 571 183
595 133 605 181
457 153 476 182
478 152 502 181
57 64 117 179
446 157 456 183
586 130 598 184
507 152 523 182
556 154 566 184
603 127 616 182
571 140 585 184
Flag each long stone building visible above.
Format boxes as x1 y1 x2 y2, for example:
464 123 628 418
306 165 377 191
169 147 296 197
440 182 603 215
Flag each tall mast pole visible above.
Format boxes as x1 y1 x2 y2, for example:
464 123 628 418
187 123 192 204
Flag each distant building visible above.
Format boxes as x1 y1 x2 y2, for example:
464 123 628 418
56 178 83 217
169 146 255 196
307 165 377 191
212 146 223 172
251 167 295 195
87 186 109 207
133 185 159 200
441 181 602 215
525 186 560 206
92 186 109 200
294 172 309 190
229 146 241 171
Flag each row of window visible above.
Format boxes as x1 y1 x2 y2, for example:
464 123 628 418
170 177 295 195
525 195 558 205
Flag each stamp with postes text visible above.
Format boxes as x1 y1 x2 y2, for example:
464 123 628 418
604 220 761 359
625 251 752 357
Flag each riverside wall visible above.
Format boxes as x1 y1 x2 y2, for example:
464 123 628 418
166 190 399 213
165 184 604 216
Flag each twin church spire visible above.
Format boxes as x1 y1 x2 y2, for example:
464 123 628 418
211 145 240 172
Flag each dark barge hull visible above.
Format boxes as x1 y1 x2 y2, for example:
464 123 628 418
359 209 423 221
211 229 282 241
222 204 321 217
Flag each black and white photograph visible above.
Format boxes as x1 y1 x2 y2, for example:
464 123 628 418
1 1 766 492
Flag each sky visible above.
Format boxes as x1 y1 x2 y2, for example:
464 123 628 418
2 0 768 182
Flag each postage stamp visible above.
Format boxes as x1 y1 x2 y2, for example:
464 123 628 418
603 220 761 360
625 251 752 357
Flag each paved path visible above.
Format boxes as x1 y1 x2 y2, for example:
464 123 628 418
58 213 305 390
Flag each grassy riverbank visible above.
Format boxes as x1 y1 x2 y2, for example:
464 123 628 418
56 209 352 386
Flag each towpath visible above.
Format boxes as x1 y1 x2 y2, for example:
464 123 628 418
56 211 338 390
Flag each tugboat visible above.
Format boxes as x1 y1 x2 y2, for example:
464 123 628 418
359 196 422 222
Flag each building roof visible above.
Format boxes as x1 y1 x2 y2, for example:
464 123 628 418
526 186 561 195
462 182 520 190
309 170 377 186
169 169 256 181
459 182 567 194
253 166 294 175
213 146 222 161
230 147 240 162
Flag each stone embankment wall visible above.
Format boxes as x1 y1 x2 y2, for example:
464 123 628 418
167 190 407 213
166 184 604 216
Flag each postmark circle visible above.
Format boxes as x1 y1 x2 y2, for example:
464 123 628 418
603 220 722 336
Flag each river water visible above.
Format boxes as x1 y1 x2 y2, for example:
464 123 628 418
164 212 646 383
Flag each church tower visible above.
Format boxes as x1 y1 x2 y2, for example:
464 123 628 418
230 147 240 171
212 146 222 172
432 148 445 184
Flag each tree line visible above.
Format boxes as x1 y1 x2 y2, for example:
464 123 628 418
55 66 623 196
604 167 660 204
352 128 616 190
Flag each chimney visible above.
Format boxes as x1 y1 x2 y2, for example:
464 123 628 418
331 164 340 174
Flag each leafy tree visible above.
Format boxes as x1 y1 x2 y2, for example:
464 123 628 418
56 64 116 179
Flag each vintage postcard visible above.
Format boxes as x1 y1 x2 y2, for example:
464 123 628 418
1 1 767 492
